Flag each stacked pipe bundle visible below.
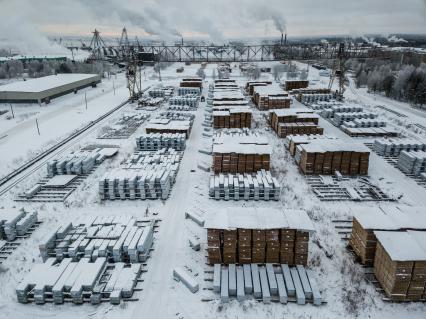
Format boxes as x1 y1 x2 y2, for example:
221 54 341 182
269 109 323 138
295 139 370 175
47 149 117 177
209 170 281 201
332 112 378 126
148 89 166 98
212 133 271 174
284 80 309 91
169 95 199 108
373 139 426 156
397 150 426 176
0 209 38 241
212 107 252 129
136 133 186 151
205 208 315 265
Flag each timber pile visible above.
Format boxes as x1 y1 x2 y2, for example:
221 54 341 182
285 80 309 91
136 133 186 151
349 206 426 265
205 208 314 265
252 85 290 110
145 119 191 138
397 151 426 176
47 148 118 177
284 135 338 156
212 108 252 129
0 209 38 241
373 139 426 156
269 109 323 138
180 78 202 89
209 170 281 201
374 231 426 301
39 216 155 263
245 81 272 96
212 134 271 173
295 139 370 175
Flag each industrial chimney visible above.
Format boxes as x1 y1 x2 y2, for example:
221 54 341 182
284 33 287 45
281 34 284 45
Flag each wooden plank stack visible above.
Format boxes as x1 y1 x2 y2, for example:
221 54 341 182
349 206 426 266
245 81 272 96
252 85 290 110
285 80 309 91
269 109 323 138
180 78 202 89
205 208 315 266
373 231 426 301
212 108 252 129
295 140 370 175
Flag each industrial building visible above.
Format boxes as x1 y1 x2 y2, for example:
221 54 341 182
0 73 101 104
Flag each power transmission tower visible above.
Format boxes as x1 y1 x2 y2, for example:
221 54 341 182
126 52 142 101
328 42 346 98
119 27 131 59
88 29 106 61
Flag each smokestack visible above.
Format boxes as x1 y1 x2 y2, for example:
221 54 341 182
181 37 184 46
281 33 284 45
284 33 287 45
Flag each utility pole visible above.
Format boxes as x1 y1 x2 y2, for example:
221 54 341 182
9 104 14 119
85 92 88 110
113 80 116 95
36 119 40 135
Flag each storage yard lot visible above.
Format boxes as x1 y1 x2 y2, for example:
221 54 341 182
0 61 425 319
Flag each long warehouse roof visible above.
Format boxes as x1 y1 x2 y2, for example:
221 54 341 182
0 74 99 93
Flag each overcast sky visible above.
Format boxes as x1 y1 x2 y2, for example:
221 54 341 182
0 0 425 45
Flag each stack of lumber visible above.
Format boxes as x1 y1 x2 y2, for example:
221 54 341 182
209 170 281 201
284 134 338 156
285 80 309 91
342 127 399 137
136 133 186 151
252 85 290 110
214 264 323 305
373 139 426 156
397 151 426 176
374 231 426 301
145 119 191 138
180 78 202 88
245 81 272 96
205 208 315 265
0 209 38 241
39 216 155 264
269 109 322 138
214 79 239 89
212 108 252 129
47 148 118 177
212 135 271 173
296 139 370 175
177 87 201 96
349 206 426 265
169 95 199 108
16 257 142 304
332 112 377 126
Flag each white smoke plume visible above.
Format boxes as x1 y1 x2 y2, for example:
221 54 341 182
387 35 408 43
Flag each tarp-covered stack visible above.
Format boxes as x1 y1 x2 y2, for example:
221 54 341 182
269 109 323 138
295 139 370 175
374 231 426 301
285 80 309 91
349 206 426 265
205 208 315 265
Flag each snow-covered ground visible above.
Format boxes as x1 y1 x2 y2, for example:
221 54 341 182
0 62 425 319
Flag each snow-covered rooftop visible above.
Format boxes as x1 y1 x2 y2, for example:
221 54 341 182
374 231 426 261
0 74 100 93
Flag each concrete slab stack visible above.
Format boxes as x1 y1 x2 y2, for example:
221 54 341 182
136 133 186 151
0 209 38 241
397 151 426 176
